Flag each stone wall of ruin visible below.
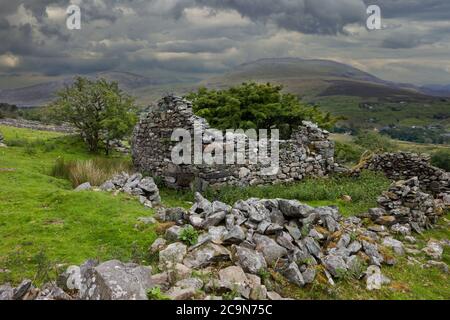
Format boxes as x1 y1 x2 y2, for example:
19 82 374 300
363 152 449 194
132 96 338 190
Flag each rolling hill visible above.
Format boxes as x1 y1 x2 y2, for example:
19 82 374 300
0 71 195 107
0 58 448 139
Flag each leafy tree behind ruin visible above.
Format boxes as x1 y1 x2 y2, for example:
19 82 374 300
186 82 338 139
50 77 138 154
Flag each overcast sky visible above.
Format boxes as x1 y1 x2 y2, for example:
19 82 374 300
1 0 450 87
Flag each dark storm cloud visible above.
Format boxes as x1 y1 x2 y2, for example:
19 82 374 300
0 0 449 83
363 0 450 20
181 0 368 35
157 38 235 54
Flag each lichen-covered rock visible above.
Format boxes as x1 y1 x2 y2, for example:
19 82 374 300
159 243 187 269
79 260 154 300
231 245 267 274
183 243 231 268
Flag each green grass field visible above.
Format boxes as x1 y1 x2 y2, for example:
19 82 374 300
0 125 448 299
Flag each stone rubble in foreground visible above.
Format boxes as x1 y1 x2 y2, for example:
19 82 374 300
1 177 447 300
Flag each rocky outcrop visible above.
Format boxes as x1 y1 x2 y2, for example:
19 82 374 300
132 95 338 190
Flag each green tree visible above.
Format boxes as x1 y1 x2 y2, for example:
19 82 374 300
186 82 338 139
50 77 138 154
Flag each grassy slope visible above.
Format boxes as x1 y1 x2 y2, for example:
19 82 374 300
0 125 448 299
0 126 161 284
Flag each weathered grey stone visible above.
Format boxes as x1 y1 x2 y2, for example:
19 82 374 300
276 232 296 251
164 208 186 222
280 262 305 287
12 279 32 300
175 278 204 290
137 216 156 225
165 225 183 241
253 234 288 265
365 265 390 291
74 182 91 192
137 177 158 193
322 255 348 278
267 291 284 300
303 237 322 258
249 284 267 300
57 265 81 292
150 238 167 254
166 287 196 300
285 222 302 240
301 267 316 284
422 240 443 260
203 211 226 228
100 181 115 191
382 237 405 256
183 243 231 268
362 241 384 266
232 245 267 274
0 283 13 300
167 263 192 283
223 226 246 244
347 241 362 254
80 260 154 300
278 200 313 218
35 283 72 300
159 243 187 269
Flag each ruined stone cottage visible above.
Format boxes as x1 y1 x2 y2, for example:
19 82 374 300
132 95 338 190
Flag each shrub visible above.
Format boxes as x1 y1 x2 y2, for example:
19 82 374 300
179 225 199 246
50 157 132 187
354 131 395 153
186 82 339 139
431 150 450 171
334 141 365 164
147 287 171 300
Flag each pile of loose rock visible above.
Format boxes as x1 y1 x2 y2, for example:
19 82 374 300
75 172 161 208
0 279 72 300
2 191 447 300
366 177 446 235
100 172 161 207
145 193 412 298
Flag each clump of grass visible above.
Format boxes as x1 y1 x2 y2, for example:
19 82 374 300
50 157 132 188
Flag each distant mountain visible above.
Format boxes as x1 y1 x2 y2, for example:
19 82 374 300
202 58 429 100
0 71 191 107
420 84 450 97
1 58 447 107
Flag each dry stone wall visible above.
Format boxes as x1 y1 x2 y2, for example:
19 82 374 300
132 95 338 190
362 152 449 194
